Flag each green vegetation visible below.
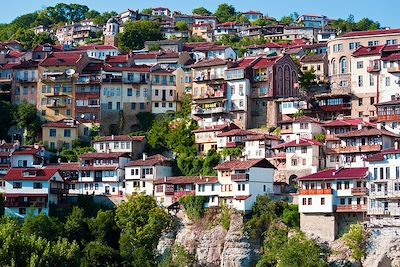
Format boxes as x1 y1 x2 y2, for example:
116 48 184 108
179 196 208 220
118 20 164 51
214 3 237 23
141 8 153 15
175 21 189 31
12 101 41 145
314 133 326 143
332 15 380 34
341 223 368 263
158 244 195 267
192 7 212 16
0 195 171 266
299 68 317 90
220 204 231 230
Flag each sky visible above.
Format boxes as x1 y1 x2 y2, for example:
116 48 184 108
1 0 399 28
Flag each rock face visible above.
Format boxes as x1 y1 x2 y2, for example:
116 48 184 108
157 211 261 267
363 228 400 267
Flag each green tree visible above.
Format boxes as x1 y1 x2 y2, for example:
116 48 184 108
176 21 189 31
11 28 35 49
314 133 326 143
192 7 212 16
187 35 206 43
280 16 294 25
21 213 64 242
180 196 208 220
12 101 41 144
141 8 153 15
299 68 317 90
88 210 120 248
32 32 55 47
342 223 368 263
214 3 237 23
118 20 164 51
177 94 192 118
147 115 172 151
202 149 220 176
81 241 121 267
136 112 156 132
64 207 91 246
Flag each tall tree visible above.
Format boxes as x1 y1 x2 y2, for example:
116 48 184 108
214 3 236 23
118 20 163 51
12 101 41 144
192 7 212 16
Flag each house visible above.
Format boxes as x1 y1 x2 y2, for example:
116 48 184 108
297 14 329 28
11 145 46 168
191 23 214 42
242 11 263 22
272 136 324 182
152 7 171 17
191 44 237 61
74 45 120 60
124 154 172 196
376 98 400 135
92 135 146 159
217 129 257 151
41 119 79 150
193 16 218 29
12 60 39 106
300 54 328 83
366 145 400 227
214 22 241 41
75 152 130 196
214 158 275 211
3 167 67 217
0 141 15 177
194 123 240 155
278 116 323 142
298 167 368 241
244 134 282 159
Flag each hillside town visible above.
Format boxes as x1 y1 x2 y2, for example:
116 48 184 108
1 2 400 266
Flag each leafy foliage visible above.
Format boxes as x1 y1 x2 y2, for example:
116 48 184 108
12 101 41 144
314 133 326 143
175 21 189 31
299 68 317 90
214 3 237 23
220 204 231 230
179 196 209 220
192 7 212 16
332 15 380 34
118 20 164 51
341 223 368 262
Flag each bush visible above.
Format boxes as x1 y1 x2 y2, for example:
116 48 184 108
179 196 208 221
341 223 368 262
220 204 231 230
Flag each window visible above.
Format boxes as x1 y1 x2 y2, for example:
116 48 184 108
337 181 342 190
302 198 307 205
369 75 374 86
358 75 363 87
127 88 132 96
67 109 71 116
108 102 112 110
64 129 71 137
358 98 363 106
95 183 99 190
19 208 26 215
321 198 325 205
386 167 391 179
13 182 22 188
54 109 59 116
154 103 159 108
131 103 136 110
308 198 312 205
349 42 360 50
33 182 42 189
49 129 56 137
136 89 140 97
116 102 121 110
368 40 379 46
140 103 145 110
155 89 159 96
357 61 363 69
396 167 400 179
340 57 347 73
169 90 173 96
386 77 390 86
301 147 307 153
168 102 173 108
344 181 350 189
370 97 375 105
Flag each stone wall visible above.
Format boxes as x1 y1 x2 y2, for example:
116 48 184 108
300 213 337 242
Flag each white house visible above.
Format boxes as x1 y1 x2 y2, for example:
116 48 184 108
93 135 146 159
74 45 120 60
278 116 323 142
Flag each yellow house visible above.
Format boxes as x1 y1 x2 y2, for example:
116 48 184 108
192 23 213 42
42 119 79 150
37 52 90 121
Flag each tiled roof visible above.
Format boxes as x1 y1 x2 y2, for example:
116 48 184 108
323 118 375 127
93 135 146 142
298 167 368 181
74 45 118 50
105 55 129 63
80 152 130 159
252 56 281 69
214 158 275 170
33 44 64 53
243 134 281 141
242 10 262 14
12 60 39 69
381 53 400 61
12 148 41 156
341 28 400 38
375 99 400 106
300 54 326 63
272 138 324 149
193 123 239 133
42 120 79 128
336 127 399 138
190 58 229 68
125 154 169 167
154 176 218 185
103 65 151 72
382 44 400 52
279 116 321 124
132 53 157 60
217 129 257 137
4 168 60 181
46 163 80 171
365 147 400 162
40 52 85 66
78 165 119 171
352 45 385 57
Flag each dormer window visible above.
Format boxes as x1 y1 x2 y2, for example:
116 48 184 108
23 170 36 177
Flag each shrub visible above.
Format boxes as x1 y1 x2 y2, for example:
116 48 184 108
179 196 208 221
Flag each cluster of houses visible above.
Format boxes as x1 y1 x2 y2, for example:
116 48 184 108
2 6 400 243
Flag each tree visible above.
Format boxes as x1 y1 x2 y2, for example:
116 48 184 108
299 68 317 90
12 101 41 144
21 213 64 242
192 7 212 16
135 112 156 132
141 8 153 15
314 133 326 143
342 223 368 263
11 28 35 49
187 35 206 43
280 16 293 25
177 94 192 118
118 20 164 51
64 207 91 246
214 3 237 23
32 32 54 47
147 115 171 151
176 21 188 31
81 241 121 267
88 210 120 248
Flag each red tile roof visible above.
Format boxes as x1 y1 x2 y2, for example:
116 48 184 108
323 118 375 128
193 123 239 133
214 158 275 170
105 55 129 64
242 10 262 15
93 135 146 142
365 147 400 162
243 134 281 141
74 45 118 51
252 56 281 69
298 167 368 181
80 152 130 159
382 44 400 52
336 127 398 138
217 129 257 137
103 65 151 72
46 163 80 171
272 138 324 149
341 29 400 38
4 168 60 181
125 154 169 167
33 44 63 52
191 58 229 68
154 176 218 185
42 120 79 128
12 60 39 69
300 54 326 63
352 45 385 57
78 165 119 171
234 195 252 200
279 116 321 124
375 99 400 106
132 53 157 60
12 148 41 156
40 52 85 66
381 53 400 61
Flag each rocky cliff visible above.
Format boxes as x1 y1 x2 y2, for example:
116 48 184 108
157 210 261 267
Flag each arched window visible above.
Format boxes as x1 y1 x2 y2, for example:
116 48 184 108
332 59 337 75
340 57 347 74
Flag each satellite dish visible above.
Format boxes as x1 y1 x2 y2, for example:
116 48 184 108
80 114 85 119
65 69 76 76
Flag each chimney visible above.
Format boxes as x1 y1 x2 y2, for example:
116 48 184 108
164 176 167 182
33 143 40 149
142 153 147 161
295 134 300 145
395 141 399 150
335 163 339 170
358 123 363 130
111 134 114 140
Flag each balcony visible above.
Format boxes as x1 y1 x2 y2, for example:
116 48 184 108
123 78 147 84
336 204 367 212
226 141 244 148
41 76 72 83
351 187 368 196
75 76 101 84
192 107 225 115
325 134 339 140
50 188 68 194
367 61 381 73
387 66 400 73
102 77 122 83
280 128 293 134
231 173 249 181
299 189 333 195
46 102 66 108
377 114 400 122
326 144 381 154
16 77 37 83
319 103 351 112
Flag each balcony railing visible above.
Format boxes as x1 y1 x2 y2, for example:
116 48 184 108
226 141 244 148
299 189 333 195
123 78 147 84
325 134 339 140
231 173 249 181
4 201 47 208
326 144 381 154
351 187 368 196
336 204 367 212
16 78 37 83
192 107 225 115
377 114 400 122
50 188 69 194
280 128 293 134
46 103 66 108
41 76 72 83
367 62 381 73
